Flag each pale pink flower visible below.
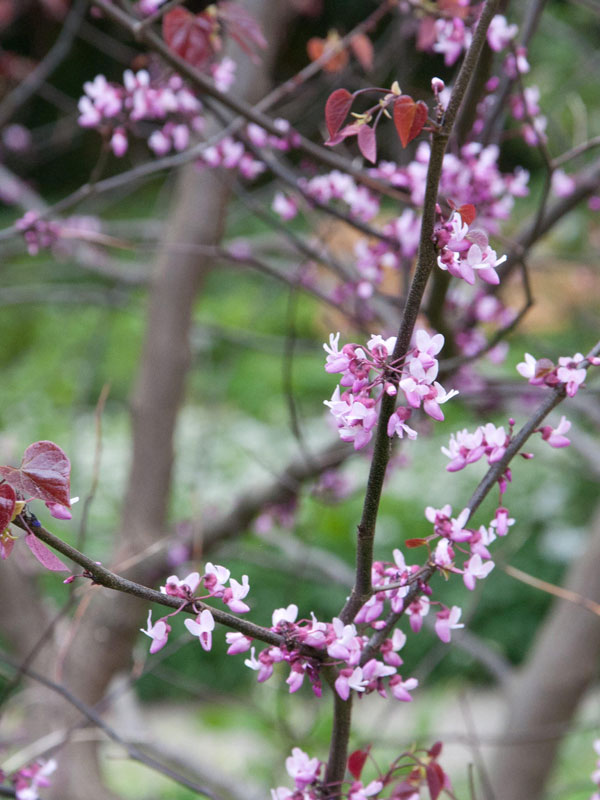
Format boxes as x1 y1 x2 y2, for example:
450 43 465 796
435 605 464 643
389 674 418 701
140 610 171 654
285 747 321 790
184 608 215 651
161 571 201 598
540 415 571 448
463 554 495 590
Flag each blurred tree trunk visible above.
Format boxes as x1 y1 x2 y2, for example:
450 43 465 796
489 501 600 800
11 4 294 798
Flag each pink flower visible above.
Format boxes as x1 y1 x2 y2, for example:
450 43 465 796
490 507 514 536
435 605 464 643
551 169 575 198
223 574 250 613
13 758 57 800
225 631 252 654
140 611 171 654
407 596 430 633
272 604 298 628
539 415 571 448
110 128 128 157
335 666 368 700
184 608 215 651
557 354 586 397
463 554 495 590
45 496 78 520
348 780 384 800
285 747 321 790
487 15 518 51
389 674 418 701
161 571 200 598
272 192 298 221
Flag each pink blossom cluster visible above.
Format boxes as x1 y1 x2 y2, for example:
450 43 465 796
15 211 60 255
272 743 451 800
7 758 56 800
449 289 516 364
198 135 266 180
442 422 512 472
198 119 298 180
348 209 420 299
507 83 549 147
372 142 529 233
271 747 384 800
425 504 511 596
271 170 381 224
434 210 507 286
233 601 419 703
323 330 458 450
417 9 517 67
140 565 250 654
77 70 204 157
517 351 599 397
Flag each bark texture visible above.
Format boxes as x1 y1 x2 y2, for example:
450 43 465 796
489 502 600 800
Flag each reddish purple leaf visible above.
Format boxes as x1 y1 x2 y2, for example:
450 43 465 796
348 748 370 780
405 537 427 548
325 88 353 138
357 124 377 163
426 762 445 800
457 203 476 226
0 483 16 531
25 533 70 572
0 440 71 506
393 95 428 148
163 8 216 69
428 741 443 759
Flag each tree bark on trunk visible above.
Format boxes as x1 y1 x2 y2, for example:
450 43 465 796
489 501 600 800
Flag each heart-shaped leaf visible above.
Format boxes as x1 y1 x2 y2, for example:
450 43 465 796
0 441 71 506
393 95 428 148
163 8 215 69
348 747 371 780
0 484 16 531
325 88 354 138
25 533 70 572
426 762 445 800
357 124 377 163
457 203 476 226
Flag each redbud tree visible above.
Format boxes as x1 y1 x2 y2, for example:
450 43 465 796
0 1 599 799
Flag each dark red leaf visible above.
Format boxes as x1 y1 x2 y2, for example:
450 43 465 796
429 741 443 759
357 124 377 163
162 8 216 69
405 537 427 548
457 203 476 226
348 747 370 780
25 533 70 572
426 762 445 800
0 440 71 506
325 88 353 138
410 100 429 143
0 483 16 531
393 95 428 148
